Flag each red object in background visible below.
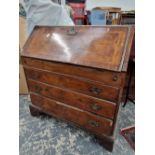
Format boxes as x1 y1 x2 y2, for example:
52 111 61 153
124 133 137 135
69 3 87 25
120 126 135 150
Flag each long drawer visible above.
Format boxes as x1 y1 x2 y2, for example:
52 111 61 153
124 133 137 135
22 57 125 88
27 79 116 119
25 67 119 102
30 93 113 136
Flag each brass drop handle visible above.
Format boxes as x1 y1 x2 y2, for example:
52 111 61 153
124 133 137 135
90 103 102 111
90 87 102 95
88 120 99 127
35 85 42 93
112 74 118 81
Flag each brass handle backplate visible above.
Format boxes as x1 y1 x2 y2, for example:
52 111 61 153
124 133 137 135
88 120 100 127
32 73 40 79
90 103 102 111
35 85 42 93
90 87 102 95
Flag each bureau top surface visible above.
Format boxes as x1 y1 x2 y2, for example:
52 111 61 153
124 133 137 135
22 26 134 72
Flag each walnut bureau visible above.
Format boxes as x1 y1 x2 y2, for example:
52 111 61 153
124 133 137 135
21 26 135 151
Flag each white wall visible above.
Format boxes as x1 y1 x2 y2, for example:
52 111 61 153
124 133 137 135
85 0 135 11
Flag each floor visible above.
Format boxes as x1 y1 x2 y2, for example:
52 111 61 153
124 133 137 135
19 95 135 155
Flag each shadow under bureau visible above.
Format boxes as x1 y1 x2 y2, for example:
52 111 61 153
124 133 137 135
21 25 135 151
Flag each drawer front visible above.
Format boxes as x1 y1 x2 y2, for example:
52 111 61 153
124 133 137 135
25 67 119 102
22 57 125 87
27 79 116 119
30 93 113 136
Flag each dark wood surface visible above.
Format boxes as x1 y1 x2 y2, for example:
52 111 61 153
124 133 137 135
21 26 135 152
27 79 116 119
22 26 134 72
30 93 113 136
25 67 120 102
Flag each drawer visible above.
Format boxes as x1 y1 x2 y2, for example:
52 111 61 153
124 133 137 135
30 93 113 136
27 79 116 119
22 57 125 88
25 67 119 102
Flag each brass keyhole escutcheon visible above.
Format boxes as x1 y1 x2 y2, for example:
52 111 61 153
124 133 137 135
112 74 118 81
